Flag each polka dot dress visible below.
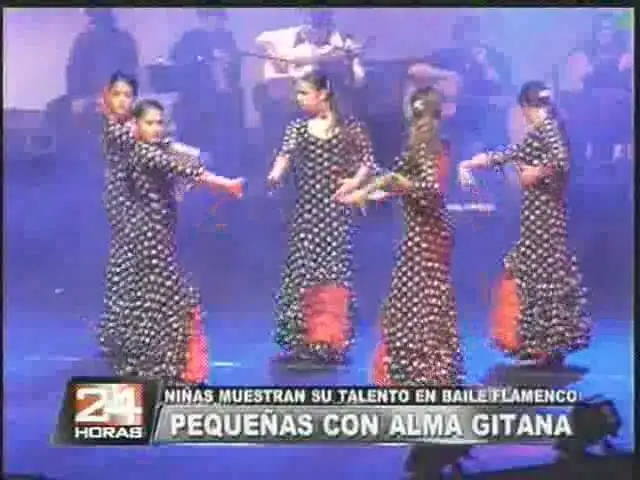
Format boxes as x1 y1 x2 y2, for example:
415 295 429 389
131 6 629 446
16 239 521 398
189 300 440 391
98 119 208 384
374 143 464 386
274 117 374 361
487 117 591 359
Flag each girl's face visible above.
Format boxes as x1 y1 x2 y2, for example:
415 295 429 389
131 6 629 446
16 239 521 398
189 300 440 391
295 81 327 115
106 81 135 118
135 107 165 143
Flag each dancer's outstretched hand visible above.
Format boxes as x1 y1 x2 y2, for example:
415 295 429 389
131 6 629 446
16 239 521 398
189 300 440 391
200 173 245 199
266 170 283 189
337 189 368 208
226 177 246 199
367 190 389 202
518 165 543 188
333 177 359 201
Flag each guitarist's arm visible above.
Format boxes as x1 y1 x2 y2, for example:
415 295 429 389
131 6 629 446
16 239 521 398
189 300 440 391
258 43 295 80
352 55 366 87
285 44 338 66
341 34 366 87
408 62 458 82
256 28 296 79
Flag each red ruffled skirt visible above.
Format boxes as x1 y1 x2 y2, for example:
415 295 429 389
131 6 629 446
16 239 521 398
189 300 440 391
302 284 350 352
372 341 392 385
490 272 521 353
490 271 554 361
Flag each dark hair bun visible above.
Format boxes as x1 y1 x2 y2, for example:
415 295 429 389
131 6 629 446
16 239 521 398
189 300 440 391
409 87 442 121
518 80 552 108
411 98 426 117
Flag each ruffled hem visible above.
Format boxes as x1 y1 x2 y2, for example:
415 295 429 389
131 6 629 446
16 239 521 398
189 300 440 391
372 341 392 385
490 263 591 360
98 302 209 383
275 283 353 363
490 272 521 353
302 284 350 352
371 337 463 386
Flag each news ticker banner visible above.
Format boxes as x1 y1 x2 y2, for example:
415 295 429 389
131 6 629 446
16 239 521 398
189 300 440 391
53 377 580 446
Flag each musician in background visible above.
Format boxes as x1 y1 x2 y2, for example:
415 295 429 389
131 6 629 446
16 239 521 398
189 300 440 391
409 16 512 158
45 8 139 151
581 13 632 166
292 9 366 109
555 49 593 170
254 9 365 155
170 8 244 161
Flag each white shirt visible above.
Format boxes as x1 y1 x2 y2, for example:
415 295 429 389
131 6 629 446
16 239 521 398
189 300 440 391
255 26 365 85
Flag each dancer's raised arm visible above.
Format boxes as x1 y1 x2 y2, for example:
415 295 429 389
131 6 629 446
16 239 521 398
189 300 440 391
459 116 568 189
340 142 443 209
133 141 204 181
131 99 244 197
457 137 528 189
463 139 527 171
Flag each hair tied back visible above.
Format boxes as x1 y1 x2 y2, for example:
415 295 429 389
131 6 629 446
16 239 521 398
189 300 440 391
412 98 426 116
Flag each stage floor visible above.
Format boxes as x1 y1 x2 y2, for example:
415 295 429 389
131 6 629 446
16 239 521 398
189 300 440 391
4 157 634 478
4 313 633 480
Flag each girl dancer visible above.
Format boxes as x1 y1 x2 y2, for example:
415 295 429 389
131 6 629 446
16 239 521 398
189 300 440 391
267 70 375 367
458 81 590 366
338 87 463 386
100 74 244 383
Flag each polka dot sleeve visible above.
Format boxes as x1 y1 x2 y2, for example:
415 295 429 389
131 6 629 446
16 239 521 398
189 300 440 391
540 118 569 174
132 142 205 183
277 120 302 157
346 118 375 170
486 140 526 168
103 118 135 152
389 148 411 181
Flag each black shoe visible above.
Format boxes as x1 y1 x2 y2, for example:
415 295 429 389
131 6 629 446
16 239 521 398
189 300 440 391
403 445 422 475
271 352 300 364
404 445 445 478
323 352 350 366
283 358 339 372
404 445 471 479
535 351 566 369
271 351 332 371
